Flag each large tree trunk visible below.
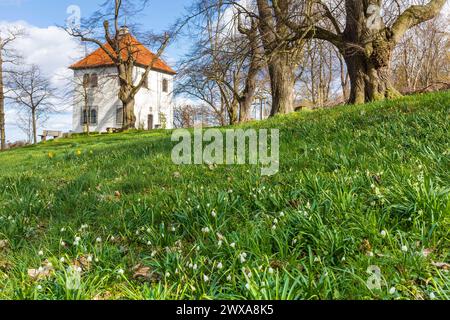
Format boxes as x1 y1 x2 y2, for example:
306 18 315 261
118 64 137 130
343 38 401 104
0 49 5 150
268 54 296 115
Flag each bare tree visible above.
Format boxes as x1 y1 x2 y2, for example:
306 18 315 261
0 27 25 150
65 0 170 129
282 0 447 104
7 65 57 144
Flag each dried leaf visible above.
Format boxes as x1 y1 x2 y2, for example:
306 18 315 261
132 264 161 283
114 191 121 199
432 262 450 270
0 240 9 250
360 239 372 253
422 248 433 257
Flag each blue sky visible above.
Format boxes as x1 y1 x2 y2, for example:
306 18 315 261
0 0 191 142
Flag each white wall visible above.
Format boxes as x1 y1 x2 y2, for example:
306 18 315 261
72 66 174 133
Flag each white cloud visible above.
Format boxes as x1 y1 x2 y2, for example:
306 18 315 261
1 20 83 142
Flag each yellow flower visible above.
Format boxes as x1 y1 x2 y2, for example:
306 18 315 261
76 150 82 156
48 152 55 159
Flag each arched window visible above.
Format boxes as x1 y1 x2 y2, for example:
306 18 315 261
91 73 98 87
90 108 98 125
162 79 169 93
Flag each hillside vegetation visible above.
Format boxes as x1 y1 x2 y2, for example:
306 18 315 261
0 91 449 300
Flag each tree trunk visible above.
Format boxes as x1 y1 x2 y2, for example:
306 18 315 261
31 109 37 144
268 54 296 115
0 49 5 150
122 98 136 130
343 42 400 104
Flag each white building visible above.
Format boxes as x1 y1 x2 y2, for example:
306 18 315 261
69 28 176 132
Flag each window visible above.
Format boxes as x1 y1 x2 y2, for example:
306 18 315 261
162 79 169 93
116 106 123 126
81 107 97 125
90 108 98 125
90 73 98 87
83 74 90 88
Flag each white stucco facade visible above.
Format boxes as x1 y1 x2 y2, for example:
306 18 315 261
72 66 174 133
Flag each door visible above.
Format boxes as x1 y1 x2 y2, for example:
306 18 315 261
148 114 154 130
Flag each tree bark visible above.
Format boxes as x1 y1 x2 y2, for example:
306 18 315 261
31 108 37 144
0 48 5 150
268 55 296 115
118 64 137 130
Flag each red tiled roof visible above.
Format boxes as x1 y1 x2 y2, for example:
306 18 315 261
69 34 176 75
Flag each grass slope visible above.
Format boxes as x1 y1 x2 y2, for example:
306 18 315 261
0 92 449 300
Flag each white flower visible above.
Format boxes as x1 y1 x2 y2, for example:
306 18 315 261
193 264 198 270
401 245 408 252
147 241 152 246
230 242 236 248
36 285 43 291
60 228 66 232
389 287 396 295
96 237 102 243
211 210 217 218
272 225 277 230
239 253 247 263
60 257 65 263
110 236 115 241
273 218 278 225
60 241 66 247
75 266 82 273
165 272 170 277
368 251 374 257
279 212 285 217
218 240 223 247
87 255 93 262
202 227 210 234
227 275 232 281
381 230 387 238
151 251 157 257
118 269 125 275
171 226 176 232
217 262 223 269
430 292 436 299
268 268 274 274
203 275 209 282
38 250 44 256
245 283 251 290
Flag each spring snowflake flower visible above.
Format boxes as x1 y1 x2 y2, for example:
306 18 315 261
389 287 396 295
118 269 124 275
230 242 236 249
217 262 223 270
381 230 387 238
279 212 285 217
38 250 44 256
193 264 198 271
96 237 102 243
60 228 66 232
203 275 209 282
245 283 251 290
201 227 210 234
87 255 93 262
211 210 217 218
268 268 274 274
239 253 247 263
60 257 65 263
165 272 170 277
368 251 374 257
218 240 223 248
36 285 43 291
430 292 436 299
401 245 408 252
227 275 232 281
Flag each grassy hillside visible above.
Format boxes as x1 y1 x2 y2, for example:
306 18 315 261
0 91 449 300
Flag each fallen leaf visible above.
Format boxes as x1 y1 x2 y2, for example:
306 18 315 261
114 191 121 198
360 239 372 253
0 240 9 250
432 262 450 270
93 291 112 300
132 264 161 283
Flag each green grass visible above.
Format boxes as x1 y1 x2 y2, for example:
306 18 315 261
0 91 449 300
